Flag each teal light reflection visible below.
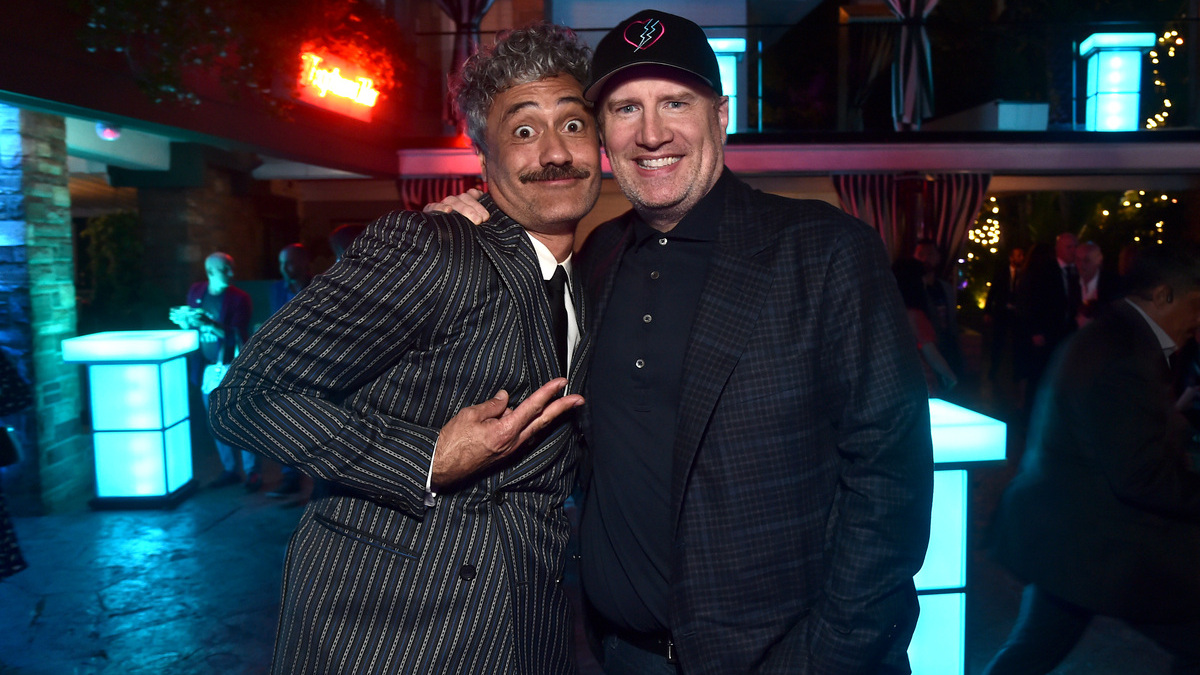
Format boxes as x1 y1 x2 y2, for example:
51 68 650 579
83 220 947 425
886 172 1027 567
164 420 192 494
908 593 965 675
63 330 200 363
914 469 967 591
709 38 744 134
927 398 1006 464
89 364 163 430
160 357 189 427
94 430 168 497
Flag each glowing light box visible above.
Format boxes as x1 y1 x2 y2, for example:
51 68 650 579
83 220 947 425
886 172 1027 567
1078 32 1157 132
928 397 1007 464
63 331 200 506
62 330 199 362
909 399 1006 675
910 593 965 675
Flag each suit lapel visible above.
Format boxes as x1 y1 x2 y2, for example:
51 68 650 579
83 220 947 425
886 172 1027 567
475 199 559 393
670 176 776 531
474 197 582 487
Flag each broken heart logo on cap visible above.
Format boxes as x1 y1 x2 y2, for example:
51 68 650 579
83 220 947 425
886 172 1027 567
623 18 665 51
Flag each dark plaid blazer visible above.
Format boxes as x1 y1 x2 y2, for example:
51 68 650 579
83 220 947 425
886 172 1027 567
210 196 587 674
578 170 933 674
989 300 1200 623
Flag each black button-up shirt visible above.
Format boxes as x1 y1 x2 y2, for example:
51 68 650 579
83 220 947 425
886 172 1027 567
580 175 727 633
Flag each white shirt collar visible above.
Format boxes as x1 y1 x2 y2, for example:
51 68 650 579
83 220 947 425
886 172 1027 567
524 232 573 282
1124 298 1177 357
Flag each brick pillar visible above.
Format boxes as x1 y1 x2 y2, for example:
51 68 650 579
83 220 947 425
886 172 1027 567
0 104 90 514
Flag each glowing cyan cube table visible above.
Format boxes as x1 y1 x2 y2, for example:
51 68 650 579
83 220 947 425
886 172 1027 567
62 330 200 508
908 398 1007 675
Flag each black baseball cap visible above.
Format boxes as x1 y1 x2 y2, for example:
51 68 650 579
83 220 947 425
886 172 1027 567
584 10 722 103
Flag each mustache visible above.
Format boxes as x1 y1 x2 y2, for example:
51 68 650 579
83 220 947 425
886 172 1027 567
519 165 591 183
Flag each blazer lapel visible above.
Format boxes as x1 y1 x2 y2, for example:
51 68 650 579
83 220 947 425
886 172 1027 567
583 215 635 344
475 199 559 392
670 177 775 531
474 198 581 487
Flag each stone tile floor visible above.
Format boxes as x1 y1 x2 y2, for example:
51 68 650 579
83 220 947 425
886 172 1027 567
0 405 1179 673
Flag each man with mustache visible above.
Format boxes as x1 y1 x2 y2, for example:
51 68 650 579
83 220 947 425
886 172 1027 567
210 22 599 674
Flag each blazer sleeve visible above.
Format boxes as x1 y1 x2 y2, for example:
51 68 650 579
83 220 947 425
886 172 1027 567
208 211 451 516
810 223 935 674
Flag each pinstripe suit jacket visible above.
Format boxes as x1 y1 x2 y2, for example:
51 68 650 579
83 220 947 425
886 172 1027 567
577 171 933 674
210 196 587 674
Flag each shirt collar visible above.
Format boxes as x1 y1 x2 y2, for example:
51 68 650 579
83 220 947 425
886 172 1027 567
1124 297 1177 357
631 171 728 245
524 231 573 282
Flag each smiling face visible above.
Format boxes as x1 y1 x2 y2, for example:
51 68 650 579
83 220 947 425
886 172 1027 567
597 67 728 231
478 73 601 238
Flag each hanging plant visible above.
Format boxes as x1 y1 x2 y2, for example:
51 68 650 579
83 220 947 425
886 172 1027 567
71 0 406 112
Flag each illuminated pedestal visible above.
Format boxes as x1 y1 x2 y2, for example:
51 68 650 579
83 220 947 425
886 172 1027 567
62 330 200 508
908 399 1007 675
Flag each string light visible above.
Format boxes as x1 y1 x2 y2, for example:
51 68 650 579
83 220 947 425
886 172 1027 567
1147 31 1183 129
967 196 1001 248
965 196 1004 309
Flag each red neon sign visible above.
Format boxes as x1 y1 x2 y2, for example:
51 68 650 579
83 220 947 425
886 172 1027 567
297 52 381 121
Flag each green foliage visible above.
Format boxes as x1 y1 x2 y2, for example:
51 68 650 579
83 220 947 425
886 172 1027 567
1079 190 1187 253
958 189 1187 322
72 0 408 111
80 211 144 328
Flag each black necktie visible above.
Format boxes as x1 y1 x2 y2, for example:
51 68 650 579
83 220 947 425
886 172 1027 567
544 265 568 376
1066 264 1082 318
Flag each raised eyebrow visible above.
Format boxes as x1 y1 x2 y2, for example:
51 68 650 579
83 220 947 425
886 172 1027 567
501 95 591 123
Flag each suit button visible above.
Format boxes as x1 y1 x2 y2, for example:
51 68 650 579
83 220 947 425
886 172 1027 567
459 564 477 581
492 491 505 505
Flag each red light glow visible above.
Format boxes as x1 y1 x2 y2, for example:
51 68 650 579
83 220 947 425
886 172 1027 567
297 51 381 121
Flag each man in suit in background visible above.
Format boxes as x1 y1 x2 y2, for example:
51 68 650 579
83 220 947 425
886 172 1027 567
985 245 1200 674
985 246 1026 384
1017 232 1081 396
210 23 598 674
914 238 964 379
576 11 933 674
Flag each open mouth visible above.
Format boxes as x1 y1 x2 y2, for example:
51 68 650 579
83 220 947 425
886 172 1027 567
637 156 680 170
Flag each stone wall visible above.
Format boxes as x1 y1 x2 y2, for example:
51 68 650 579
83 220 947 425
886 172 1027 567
139 167 270 308
0 105 90 514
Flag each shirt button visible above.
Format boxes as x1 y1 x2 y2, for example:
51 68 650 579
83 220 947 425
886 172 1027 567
635 359 645 368
492 491 505 505
658 237 668 246
650 271 660 279
642 314 652 323
459 564 477 581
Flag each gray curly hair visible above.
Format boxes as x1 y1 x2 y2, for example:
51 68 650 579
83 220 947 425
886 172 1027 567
450 22 592 157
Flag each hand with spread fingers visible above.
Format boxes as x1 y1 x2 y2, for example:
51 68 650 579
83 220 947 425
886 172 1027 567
423 188 490 225
432 377 582 489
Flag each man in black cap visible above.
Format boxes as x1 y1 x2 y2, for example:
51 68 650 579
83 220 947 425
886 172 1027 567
575 10 932 675
428 10 933 673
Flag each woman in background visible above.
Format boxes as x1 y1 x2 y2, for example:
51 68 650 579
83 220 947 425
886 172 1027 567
0 348 32 580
